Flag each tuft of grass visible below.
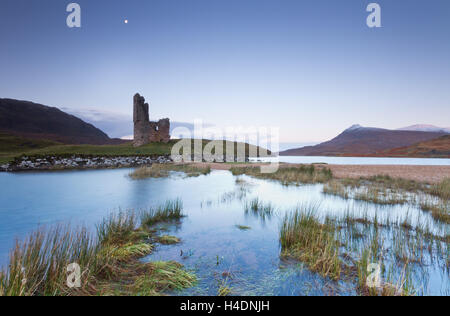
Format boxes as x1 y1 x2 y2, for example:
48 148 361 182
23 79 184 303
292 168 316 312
244 198 274 220
157 235 181 245
97 211 140 246
129 163 211 180
235 225 251 231
420 201 450 224
429 178 450 201
102 243 153 262
0 225 100 296
354 187 408 205
132 261 197 295
140 199 185 226
323 180 349 198
280 208 342 280
230 165 332 185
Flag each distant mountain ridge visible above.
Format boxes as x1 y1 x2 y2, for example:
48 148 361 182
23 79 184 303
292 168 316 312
397 124 450 133
280 124 449 157
0 98 125 145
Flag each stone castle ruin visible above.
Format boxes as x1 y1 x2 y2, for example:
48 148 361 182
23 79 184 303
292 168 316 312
133 93 170 147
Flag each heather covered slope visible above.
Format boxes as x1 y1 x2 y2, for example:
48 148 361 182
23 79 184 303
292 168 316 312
378 135 450 158
0 98 113 145
280 125 448 156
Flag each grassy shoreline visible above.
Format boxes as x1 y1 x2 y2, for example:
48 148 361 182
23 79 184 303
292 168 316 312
0 134 269 165
0 200 195 296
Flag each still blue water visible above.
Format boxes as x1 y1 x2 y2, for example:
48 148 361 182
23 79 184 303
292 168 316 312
251 156 450 165
0 169 448 295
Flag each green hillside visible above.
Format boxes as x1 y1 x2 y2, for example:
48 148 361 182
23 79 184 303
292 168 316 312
0 133 268 164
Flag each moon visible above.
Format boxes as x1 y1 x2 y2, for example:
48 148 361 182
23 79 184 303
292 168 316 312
124 19 128 24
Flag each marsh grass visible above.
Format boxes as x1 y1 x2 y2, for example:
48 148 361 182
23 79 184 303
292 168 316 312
129 164 211 180
97 211 141 246
280 209 342 280
0 199 195 296
231 165 332 185
140 199 185 226
131 261 196 295
429 178 450 201
323 180 349 198
244 198 274 221
0 225 99 296
279 203 448 295
157 235 181 245
354 187 408 205
323 176 449 226
420 201 450 224
218 280 232 296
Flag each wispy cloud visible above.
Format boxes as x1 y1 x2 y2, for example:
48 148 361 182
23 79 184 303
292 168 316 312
61 107 202 139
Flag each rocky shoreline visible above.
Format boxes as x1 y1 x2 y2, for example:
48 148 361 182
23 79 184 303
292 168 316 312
0 155 172 172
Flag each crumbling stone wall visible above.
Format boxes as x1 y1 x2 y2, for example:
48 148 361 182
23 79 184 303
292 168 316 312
133 93 170 147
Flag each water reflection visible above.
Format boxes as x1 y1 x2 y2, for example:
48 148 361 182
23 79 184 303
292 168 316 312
0 169 447 295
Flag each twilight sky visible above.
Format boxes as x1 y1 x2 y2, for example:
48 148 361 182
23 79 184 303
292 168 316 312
1 0 449 142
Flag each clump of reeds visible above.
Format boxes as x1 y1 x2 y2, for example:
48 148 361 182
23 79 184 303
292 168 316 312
429 178 450 201
230 165 332 185
140 199 185 226
354 187 408 205
157 235 181 245
0 225 100 296
129 164 211 180
97 210 140 246
132 261 196 295
323 180 349 198
244 198 274 220
280 208 342 280
420 201 450 224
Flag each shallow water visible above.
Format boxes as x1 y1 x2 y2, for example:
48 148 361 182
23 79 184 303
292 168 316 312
0 169 448 295
251 156 450 166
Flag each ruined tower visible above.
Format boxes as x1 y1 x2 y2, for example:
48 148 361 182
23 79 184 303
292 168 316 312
133 93 170 147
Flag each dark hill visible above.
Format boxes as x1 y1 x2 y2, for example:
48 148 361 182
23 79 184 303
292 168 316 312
0 98 121 145
280 125 449 156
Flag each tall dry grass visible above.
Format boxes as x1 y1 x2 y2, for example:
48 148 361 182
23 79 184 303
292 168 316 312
0 199 194 296
280 207 341 280
129 164 211 180
231 165 332 185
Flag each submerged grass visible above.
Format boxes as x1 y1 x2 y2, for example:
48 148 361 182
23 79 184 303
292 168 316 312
157 235 181 245
0 199 195 296
235 225 251 231
420 201 450 224
131 261 196 296
321 175 449 226
244 198 275 221
129 163 211 180
323 180 349 199
353 187 408 205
